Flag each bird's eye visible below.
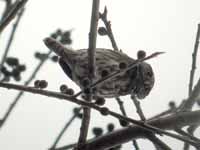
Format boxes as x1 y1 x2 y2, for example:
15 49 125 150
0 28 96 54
146 71 152 77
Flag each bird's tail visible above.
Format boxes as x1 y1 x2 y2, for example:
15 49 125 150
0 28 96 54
43 37 76 57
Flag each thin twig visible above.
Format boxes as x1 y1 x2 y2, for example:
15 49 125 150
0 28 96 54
131 95 146 121
175 128 200 142
1 0 12 21
0 50 52 129
99 6 119 51
52 143 76 150
183 125 199 150
184 23 200 150
50 107 82 150
0 82 199 147
179 76 200 112
131 94 171 150
188 24 200 96
132 140 139 150
115 97 127 116
0 0 28 34
147 134 172 150
77 0 100 147
0 8 25 77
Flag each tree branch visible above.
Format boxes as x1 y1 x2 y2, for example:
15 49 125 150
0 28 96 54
99 6 119 51
0 8 25 77
0 82 199 147
0 50 52 129
77 0 100 147
0 0 28 34
188 24 200 96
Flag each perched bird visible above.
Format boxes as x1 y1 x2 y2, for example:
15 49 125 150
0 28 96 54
43 37 155 99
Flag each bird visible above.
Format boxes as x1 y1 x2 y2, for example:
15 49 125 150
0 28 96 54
43 37 155 99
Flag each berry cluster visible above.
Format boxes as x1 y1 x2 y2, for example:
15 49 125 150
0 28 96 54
34 80 48 89
60 84 74 96
1 57 26 82
92 123 122 149
50 29 72 45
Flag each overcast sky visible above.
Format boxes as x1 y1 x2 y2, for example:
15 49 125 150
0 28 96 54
0 0 200 149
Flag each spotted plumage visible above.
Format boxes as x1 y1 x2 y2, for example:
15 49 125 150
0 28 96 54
44 37 155 99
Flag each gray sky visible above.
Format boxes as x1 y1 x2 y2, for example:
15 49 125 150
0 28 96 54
0 0 200 149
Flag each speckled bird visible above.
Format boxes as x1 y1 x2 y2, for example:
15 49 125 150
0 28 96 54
43 37 155 99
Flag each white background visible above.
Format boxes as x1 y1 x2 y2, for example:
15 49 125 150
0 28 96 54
0 0 200 149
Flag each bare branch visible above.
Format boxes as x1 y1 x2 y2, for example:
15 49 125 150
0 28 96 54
180 76 200 111
0 50 52 129
0 8 25 77
131 95 171 150
0 0 28 34
0 82 199 147
115 97 127 116
77 0 100 147
131 95 146 121
99 6 119 51
188 24 200 96
50 107 82 149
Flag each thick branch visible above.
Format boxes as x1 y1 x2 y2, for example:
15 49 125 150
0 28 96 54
84 110 200 150
77 0 100 147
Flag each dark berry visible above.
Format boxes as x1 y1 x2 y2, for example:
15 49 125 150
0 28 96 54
92 127 103 137
83 88 91 95
77 113 83 119
50 33 58 39
81 78 90 87
51 55 59 62
6 57 19 66
119 62 127 70
81 94 86 100
168 101 176 109
73 107 82 119
39 80 48 89
65 88 74 95
34 80 40 88
13 75 21 81
95 97 105 106
34 52 47 60
62 31 71 38
107 123 115 132
56 29 62 35
34 52 41 59
60 84 68 93
119 119 129 127
92 87 97 94
197 100 200 106
1 66 11 76
98 27 107 36
12 68 20 77
101 69 109 78
137 50 146 59
100 107 109 116
17 65 26 72
60 31 72 45
2 76 10 82
60 38 72 45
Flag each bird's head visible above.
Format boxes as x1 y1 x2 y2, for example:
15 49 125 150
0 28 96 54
133 62 155 99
